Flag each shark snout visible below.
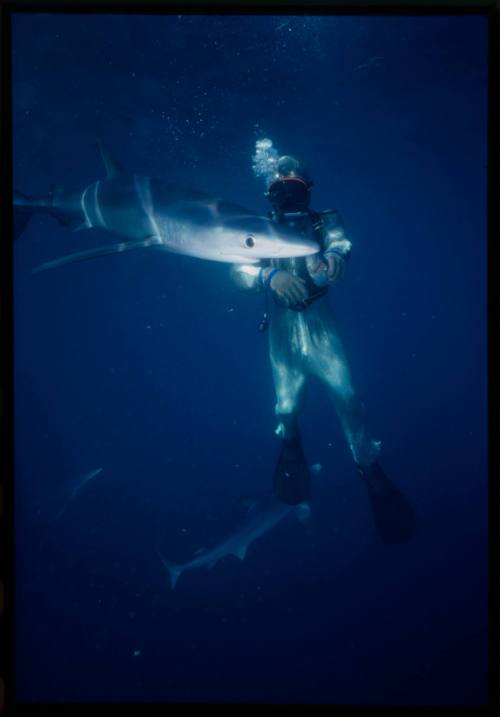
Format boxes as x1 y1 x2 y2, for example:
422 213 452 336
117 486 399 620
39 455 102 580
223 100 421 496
271 239 319 258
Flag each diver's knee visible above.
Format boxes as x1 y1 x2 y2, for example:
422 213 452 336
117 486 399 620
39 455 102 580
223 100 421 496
275 395 299 416
329 381 357 408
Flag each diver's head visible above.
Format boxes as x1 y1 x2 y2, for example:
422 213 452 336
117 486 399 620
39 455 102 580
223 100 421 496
266 155 313 213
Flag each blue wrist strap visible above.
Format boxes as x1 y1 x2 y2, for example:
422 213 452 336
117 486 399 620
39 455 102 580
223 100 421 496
324 248 345 259
264 268 281 289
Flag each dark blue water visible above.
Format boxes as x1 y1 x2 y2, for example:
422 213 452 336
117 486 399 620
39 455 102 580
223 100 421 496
13 12 488 705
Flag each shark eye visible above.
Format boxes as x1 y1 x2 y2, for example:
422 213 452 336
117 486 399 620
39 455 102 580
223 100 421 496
245 235 255 248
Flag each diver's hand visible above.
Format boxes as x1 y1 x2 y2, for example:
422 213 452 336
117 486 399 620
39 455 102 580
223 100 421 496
325 253 344 284
269 270 308 307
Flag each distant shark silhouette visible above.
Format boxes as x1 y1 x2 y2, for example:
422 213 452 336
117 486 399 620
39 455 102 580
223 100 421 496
56 467 103 520
158 495 311 590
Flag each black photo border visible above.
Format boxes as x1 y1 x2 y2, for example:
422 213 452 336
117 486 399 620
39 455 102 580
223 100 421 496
1 0 498 714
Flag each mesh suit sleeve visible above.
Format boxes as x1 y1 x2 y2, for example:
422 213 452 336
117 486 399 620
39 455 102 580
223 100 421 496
320 210 352 282
229 262 268 293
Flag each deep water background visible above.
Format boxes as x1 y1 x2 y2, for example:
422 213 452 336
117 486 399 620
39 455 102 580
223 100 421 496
12 13 488 705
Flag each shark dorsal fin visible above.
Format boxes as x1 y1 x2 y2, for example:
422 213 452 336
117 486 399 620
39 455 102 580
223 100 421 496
97 140 125 179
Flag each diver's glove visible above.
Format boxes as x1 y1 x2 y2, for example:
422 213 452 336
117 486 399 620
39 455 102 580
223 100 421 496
260 267 309 307
306 254 329 287
306 251 344 287
323 249 346 284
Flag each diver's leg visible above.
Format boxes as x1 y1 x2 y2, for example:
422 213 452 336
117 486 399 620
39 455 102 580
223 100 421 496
310 328 381 468
271 359 305 441
311 325 416 543
270 346 311 505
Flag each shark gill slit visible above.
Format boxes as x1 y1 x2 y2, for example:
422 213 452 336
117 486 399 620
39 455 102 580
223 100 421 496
80 185 93 228
134 174 162 241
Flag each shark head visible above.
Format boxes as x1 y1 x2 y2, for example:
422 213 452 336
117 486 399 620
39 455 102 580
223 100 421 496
211 214 320 264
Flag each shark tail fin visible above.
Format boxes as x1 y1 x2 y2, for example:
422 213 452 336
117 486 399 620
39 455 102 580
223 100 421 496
13 190 36 241
31 236 163 274
13 187 72 241
158 551 182 591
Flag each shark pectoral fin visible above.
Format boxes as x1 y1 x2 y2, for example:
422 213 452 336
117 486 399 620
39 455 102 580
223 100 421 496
31 236 163 274
97 139 126 179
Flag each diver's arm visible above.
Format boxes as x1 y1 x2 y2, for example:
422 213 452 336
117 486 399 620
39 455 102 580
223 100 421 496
321 210 352 285
229 264 307 306
229 263 267 293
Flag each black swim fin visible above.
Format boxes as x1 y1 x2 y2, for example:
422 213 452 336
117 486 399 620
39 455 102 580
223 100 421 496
359 462 417 544
274 433 312 505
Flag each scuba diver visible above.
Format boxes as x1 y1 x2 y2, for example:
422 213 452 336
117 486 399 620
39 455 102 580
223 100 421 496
229 141 416 544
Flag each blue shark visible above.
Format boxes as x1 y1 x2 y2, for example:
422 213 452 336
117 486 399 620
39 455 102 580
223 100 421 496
13 142 319 272
158 496 311 590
